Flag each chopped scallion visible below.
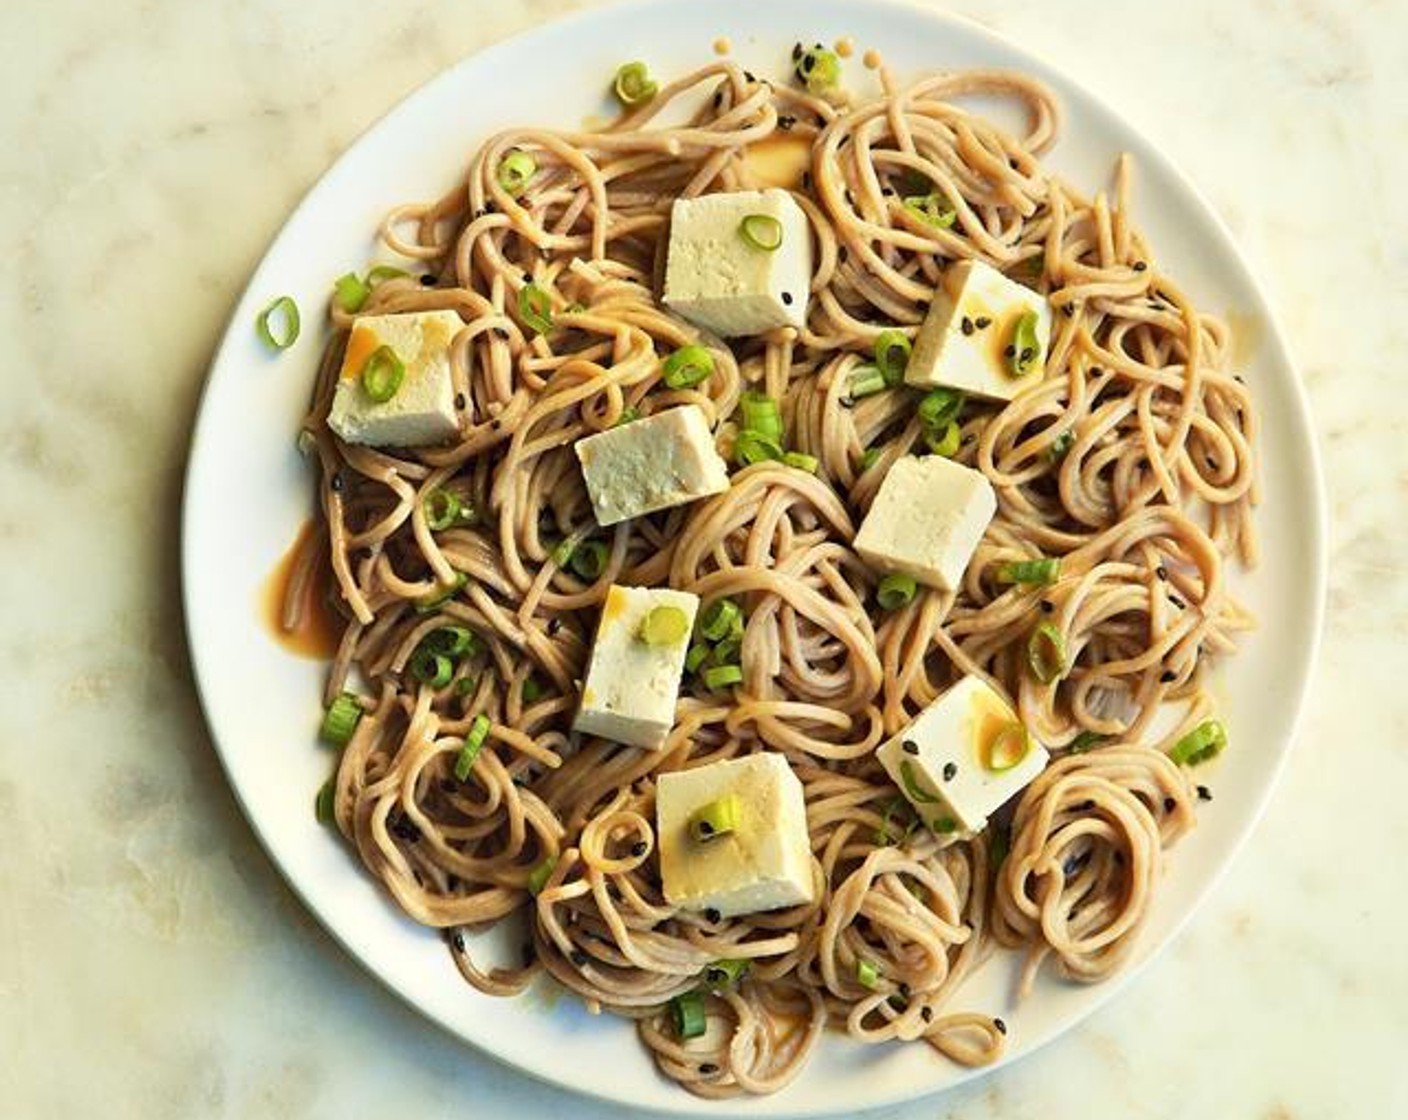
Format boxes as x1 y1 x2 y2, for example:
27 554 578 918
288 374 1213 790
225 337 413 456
1005 310 1042 377
256 295 301 351
981 721 1032 773
1168 719 1227 767
569 540 609 581
996 557 1060 586
414 571 468 613
1047 429 1076 462
366 265 408 286
874 329 912 385
902 192 956 229
710 634 742 667
898 759 940 804
739 213 784 251
496 149 537 196
917 388 964 430
933 816 959 834
639 604 689 647
689 793 741 842
733 430 784 467
423 488 462 531
518 282 553 334
319 692 363 747
315 777 337 824
526 854 558 895
613 61 658 106
856 958 881 989
685 642 712 674
333 271 370 313
924 419 960 458
876 573 917 611
662 344 714 389
703 958 749 986
783 450 819 473
860 447 881 471
703 663 743 690
1026 621 1068 683
410 649 454 688
848 363 887 399
550 538 576 568
615 406 641 426
793 44 841 95
454 714 491 781
360 345 405 403
739 391 783 440
521 676 545 702
424 626 477 659
671 990 707 1039
698 599 742 642
1068 730 1108 754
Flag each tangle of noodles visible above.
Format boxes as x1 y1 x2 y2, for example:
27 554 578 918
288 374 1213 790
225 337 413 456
288 57 1255 1098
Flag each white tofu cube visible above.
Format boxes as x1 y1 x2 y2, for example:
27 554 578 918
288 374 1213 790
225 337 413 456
877 675 1050 836
905 260 1053 401
657 753 815 917
853 455 996 592
663 189 812 337
327 310 463 447
574 585 700 748
574 405 729 527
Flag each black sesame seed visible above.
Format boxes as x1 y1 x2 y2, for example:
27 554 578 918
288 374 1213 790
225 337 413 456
778 114 796 131
455 393 467 410
1133 261 1148 272
887 994 908 1011
697 820 715 837
994 1017 1008 1035
974 316 991 329
781 291 794 305
419 273 438 287
1156 565 1169 581
490 418 503 430
1197 785 1213 802
1089 366 1103 377
1205 455 1217 469
802 54 815 73
961 317 975 336
942 762 958 781
792 42 803 60
547 618 562 636
631 840 648 857
902 740 920 755
1077 800 1095 812
921 1006 934 1023
839 397 855 409
1169 596 1186 609
704 908 722 923
699 1063 720 1075
475 207 487 218
484 200 497 213
744 70 756 82
1163 797 1176 813
881 186 895 197
1019 347 1034 363
451 931 465 952
570 950 588 966
838 135 849 149
494 327 510 340
1160 670 1177 683
1040 600 1054 614
329 472 344 492
1004 344 1016 358
1063 304 1075 317
1234 373 1246 384
899 982 912 997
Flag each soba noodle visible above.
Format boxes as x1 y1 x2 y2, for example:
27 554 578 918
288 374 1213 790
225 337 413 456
289 56 1255 1097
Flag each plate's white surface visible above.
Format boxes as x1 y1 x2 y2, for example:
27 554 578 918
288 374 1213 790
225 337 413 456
181 0 1326 1114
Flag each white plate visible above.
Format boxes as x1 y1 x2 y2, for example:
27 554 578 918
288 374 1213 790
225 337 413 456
181 1 1326 1114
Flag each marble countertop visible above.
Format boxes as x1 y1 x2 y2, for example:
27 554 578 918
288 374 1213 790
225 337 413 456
4 0 1403 1116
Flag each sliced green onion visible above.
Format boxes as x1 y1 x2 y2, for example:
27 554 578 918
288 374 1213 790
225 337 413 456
996 557 1060 586
671 991 707 1039
518 282 554 334
689 793 741 842
616 406 641 426
315 777 337 824
1068 730 1107 754
848 364 887 400
333 271 371 313
703 664 743 691
613 61 658 106
569 540 609 581
793 45 841 95
497 149 537 196
917 387 964 430
662 344 714 389
873 796 916 847
981 721 1032 773
361 345 405 403
988 826 1011 867
703 958 749 986
924 420 961 458
710 634 742 667
860 447 881 471
1168 719 1227 767
856 958 881 989
410 649 454 688
639 604 690 647
685 642 712 674
1005 310 1042 377
1026 621 1068 684
367 265 409 286
739 391 784 440
1047 429 1076 462
699 599 742 642
874 330 912 386
424 626 477 659
454 714 491 781
902 192 956 229
876 573 917 611
423 488 462 530
783 450 819 473
739 213 783 251
733 430 784 467
932 816 959 834
550 538 576 568
414 571 468 612
905 876 929 906
454 675 479 697
256 295 301 351
521 676 545 702
564 301 586 314
898 758 940 804
526 854 558 895
319 692 363 747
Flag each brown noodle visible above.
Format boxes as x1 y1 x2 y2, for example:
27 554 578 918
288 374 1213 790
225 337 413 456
289 58 1254 1097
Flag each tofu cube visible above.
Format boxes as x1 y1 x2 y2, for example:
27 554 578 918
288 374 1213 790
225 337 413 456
574 405 730 527
657 753 815 917
327 310 463 447
905 260 1053 401
663 189 812 337
877 675 1050 836
853 455 996 592
574 585 700 748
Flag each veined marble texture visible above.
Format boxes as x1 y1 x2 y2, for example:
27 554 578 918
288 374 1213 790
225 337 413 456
2 1 1403 1117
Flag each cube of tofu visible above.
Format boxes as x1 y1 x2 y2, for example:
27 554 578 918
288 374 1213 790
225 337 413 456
574 405 729 528
853 455 996 592
327 310 462 447
905 259 1053 401
877 675 1050 836
663 189 812 337
574 585 700 748
657 753 815 917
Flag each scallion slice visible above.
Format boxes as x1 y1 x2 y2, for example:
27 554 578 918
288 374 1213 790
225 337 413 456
698 599 742 642
526 854 558 895
256 295 301 351
689 793 741 842
613 61 658 106
1168 719 1227 767
671 991 707 1039
873 329 912 385
703 663 743 690
793 44 841 95
319 692 363 747
639 604 689 647
860 447 881 471
981 721 1032 773
361 345 405 403
453 714 491 781
739 213 784 251
424 626 477 659
662 344 714 389
423 488 462 530
367 265 409 286
550 538 576 568
740 391 783 440
917 387 964 430
1026 621 1068 684
902 192 956 229
996 557 1060 586
856 958 881 989
333 271 371 313
569 540 609 581
932 816 959 834
1047 429 1076 462
733 430 784 467
898 759 940 803
414 571 468 613
703 958 749 986
783 450 819 473
848 363 887 400
685 642 712 674
497 149 538 196
876 573 917 611
410 648 454 688
1005 310 1042 377
1068 730 1107 754
315 777 337 824
518 282 553 334
924 419 960 458
521 676 546 702
615 406 641 426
